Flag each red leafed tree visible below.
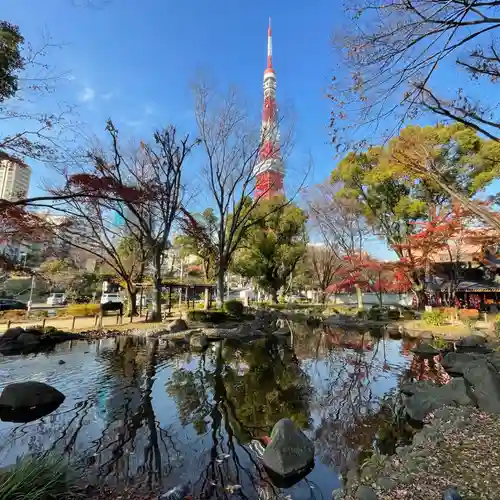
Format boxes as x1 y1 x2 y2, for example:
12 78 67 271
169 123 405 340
329 253 409 307
392 212 464 306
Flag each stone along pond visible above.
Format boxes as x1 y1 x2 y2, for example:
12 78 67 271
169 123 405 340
0 328 418 499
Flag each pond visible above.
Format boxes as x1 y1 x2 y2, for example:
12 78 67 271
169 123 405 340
0 327 418 499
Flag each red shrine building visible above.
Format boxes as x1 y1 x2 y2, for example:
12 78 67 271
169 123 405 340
254 18 285 200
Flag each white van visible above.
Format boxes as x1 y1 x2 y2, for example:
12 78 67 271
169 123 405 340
100 293 123 305
47 293 67 306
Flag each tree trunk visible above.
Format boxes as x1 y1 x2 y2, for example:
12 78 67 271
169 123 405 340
413 288 427 309
152 248 162 321
355 284 363 310
270 288 279 304
127 288 138 316
319 291 327 304
204 287 210 310
216 268 225 308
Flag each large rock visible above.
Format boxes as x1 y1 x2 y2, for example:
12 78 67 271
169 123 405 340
262 418 314 478
400 380 439 396
0 327 41 354
412 342 440 358
404 378 474 421
441 352 484 375
1 327 25 341
355 486 378 500
0 381 65 422
190 333 209 350
168 318 188 333
456 334 491 353
462 359 500 413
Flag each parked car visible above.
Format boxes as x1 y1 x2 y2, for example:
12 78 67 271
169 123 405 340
46 293 67 306
0 299 27 311
101 292 124 313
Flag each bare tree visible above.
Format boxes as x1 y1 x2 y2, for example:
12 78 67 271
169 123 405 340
308 245 344 303
331 0 500 149
307 182 369 307
187 82 304 305
54 120 197 319
50 204 150 315
308 182 367 259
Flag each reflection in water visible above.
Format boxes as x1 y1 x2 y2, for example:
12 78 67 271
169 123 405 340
0 325 415 499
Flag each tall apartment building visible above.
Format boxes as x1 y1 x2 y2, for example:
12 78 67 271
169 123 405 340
0 157 31 201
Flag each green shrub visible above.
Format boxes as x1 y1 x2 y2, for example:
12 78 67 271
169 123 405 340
463 317 477 332
0 309 26 321
55 307 69 317
66 303 100 317
224 299 244 318
401 310 416 320
387 309 401 320
430 335 447 350
0 454 74 500
30 310 49 319
187 310 229 323
422 310 446 327
368 308 382 321
495 321 500 339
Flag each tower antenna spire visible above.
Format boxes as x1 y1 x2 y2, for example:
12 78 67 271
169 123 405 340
254 17 284 200
267 17 272 68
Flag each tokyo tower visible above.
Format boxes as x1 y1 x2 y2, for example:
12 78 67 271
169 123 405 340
254 18 285 199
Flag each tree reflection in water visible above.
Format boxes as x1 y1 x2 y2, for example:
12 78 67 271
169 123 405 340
0 325 415 499
303 324 412 474
166 336 314 499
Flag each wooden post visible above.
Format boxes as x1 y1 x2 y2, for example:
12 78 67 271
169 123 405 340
42 318 46 328
7 320 11 329
116 312 120 325
94 315 98 327
99 312 103 329
168 286 172 315
71 316 76 331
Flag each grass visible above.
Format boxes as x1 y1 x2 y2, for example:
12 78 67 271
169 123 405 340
0 455 75 500
402 319 473 338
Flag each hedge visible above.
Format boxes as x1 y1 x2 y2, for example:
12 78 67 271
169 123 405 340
187 310 230 323
224 300 244 318
65 303 101 317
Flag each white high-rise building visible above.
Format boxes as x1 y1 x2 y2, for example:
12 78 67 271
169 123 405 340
0 157 31 201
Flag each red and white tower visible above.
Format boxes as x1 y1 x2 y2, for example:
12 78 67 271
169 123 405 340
254 18 285 200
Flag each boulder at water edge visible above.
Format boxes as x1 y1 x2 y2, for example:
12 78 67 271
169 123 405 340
168 318 188 333
0 381 65 423
262 418 314 479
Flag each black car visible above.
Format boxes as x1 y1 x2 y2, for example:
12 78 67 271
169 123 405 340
0 299 27 311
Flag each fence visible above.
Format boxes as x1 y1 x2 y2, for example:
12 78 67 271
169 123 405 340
0 312 148 333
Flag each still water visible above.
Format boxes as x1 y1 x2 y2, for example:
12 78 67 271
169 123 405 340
0 328 416 499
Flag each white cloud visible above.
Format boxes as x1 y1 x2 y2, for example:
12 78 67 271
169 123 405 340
79 87 95 102
102 91 114 100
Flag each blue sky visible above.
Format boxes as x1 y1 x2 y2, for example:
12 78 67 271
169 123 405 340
2 0 498 259
3 0 339 192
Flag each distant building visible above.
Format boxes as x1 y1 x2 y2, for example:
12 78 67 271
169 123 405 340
0 156 31 201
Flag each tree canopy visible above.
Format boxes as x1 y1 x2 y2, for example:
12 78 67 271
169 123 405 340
233 197 308 302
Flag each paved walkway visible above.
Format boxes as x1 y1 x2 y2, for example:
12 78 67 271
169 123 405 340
0 314 147 333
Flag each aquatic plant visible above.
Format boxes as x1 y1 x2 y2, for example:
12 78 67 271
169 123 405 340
430 335 447 350
0 454 74 500
422 311 446 327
